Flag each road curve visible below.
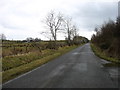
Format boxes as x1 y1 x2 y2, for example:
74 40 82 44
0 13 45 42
3 43 119 88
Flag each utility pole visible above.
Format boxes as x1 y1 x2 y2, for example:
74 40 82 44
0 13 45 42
118 1 120 17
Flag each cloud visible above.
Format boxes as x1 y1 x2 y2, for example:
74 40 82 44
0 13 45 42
72 2 118 30
0 0 118 40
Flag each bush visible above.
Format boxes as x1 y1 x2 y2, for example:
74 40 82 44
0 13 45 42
91 17 120 60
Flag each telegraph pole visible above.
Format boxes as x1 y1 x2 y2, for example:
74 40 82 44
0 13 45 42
118 1 120 17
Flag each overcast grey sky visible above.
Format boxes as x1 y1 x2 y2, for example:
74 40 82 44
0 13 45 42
0 0 119 40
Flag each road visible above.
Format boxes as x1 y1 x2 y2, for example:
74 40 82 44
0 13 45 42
3 43 119 88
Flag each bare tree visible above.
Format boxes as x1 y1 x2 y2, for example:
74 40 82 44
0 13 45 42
63 17 78 45
44 11 63 49
71 25 78 39
63 17 72 46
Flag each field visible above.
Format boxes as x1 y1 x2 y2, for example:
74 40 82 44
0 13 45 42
1 40 85 83
2 40 66 57
2 40 68 71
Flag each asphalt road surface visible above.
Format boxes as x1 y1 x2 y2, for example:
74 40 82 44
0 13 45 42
3 43 119 88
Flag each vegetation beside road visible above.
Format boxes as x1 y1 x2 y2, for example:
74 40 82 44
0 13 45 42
91 43 120 64
91 17 120 65
2 42 85 83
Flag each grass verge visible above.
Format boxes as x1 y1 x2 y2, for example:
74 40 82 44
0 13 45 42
2 45 80 83
90 43 120 66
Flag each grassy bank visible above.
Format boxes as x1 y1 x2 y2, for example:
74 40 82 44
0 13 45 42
3 45 81 83
90 43 120 65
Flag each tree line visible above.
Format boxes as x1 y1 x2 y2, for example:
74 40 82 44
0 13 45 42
42 10 88 49
91 17 120 60
1 10 89 56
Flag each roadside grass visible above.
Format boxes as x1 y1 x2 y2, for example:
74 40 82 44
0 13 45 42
2 45 80 83
90 43 120 66
2 49 55 71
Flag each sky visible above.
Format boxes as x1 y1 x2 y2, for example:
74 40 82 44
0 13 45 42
0 0 119 40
